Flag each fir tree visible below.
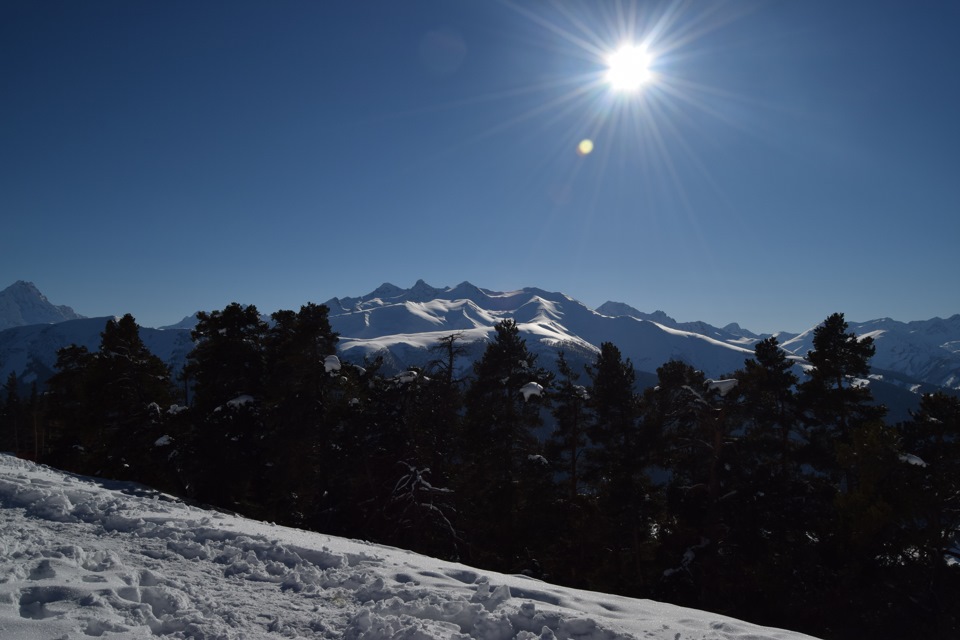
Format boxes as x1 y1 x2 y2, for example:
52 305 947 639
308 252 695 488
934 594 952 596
183 303 269 509
800 312 883 448
459 320 554 572
260 303 339 523
546 351 590 501
93 314 176 479
1 372 22 454
43 344 95 470
896 392 960 636
583 342 655 594
543 351 594 587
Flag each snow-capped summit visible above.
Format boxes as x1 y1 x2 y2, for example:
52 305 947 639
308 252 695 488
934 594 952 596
0 280 84 331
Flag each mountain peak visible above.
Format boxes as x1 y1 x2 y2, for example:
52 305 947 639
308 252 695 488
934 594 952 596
369 282 404 299
0 281 85 331
4 280 43 297
595 301 677 326
407 279 442 302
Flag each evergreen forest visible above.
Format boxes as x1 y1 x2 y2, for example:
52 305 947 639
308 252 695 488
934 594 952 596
2 305 959 640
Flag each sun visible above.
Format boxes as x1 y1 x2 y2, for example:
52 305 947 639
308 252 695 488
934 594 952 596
605 44 653 92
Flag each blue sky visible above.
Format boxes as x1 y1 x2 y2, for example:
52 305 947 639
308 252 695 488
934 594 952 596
2 0 957 334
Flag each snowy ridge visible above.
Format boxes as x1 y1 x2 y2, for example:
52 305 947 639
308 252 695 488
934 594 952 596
325 281 754 379
0 454 819 639
594 301 777 345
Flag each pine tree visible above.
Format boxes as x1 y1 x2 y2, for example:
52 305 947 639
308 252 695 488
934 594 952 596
640 360 726 605
1 372 22 454
92 314 176 479
43 344 95 470
717 337 809 625
186 304 268 412
459 320 554 572
737 337 799 473
546 351 590 501
583 342 656 594
182 303 269 509
260 303 339 523
543 351 594 587
794 313 912 636
800 312 882 449
897 392 960 636
901 392 960 568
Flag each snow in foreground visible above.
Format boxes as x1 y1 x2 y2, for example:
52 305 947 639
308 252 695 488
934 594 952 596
0 455 819 639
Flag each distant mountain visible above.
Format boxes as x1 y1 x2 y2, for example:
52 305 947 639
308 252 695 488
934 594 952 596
780 315 960 391
1 281 958 418
322 280 756 384
0 281 84 331
0 316 194 388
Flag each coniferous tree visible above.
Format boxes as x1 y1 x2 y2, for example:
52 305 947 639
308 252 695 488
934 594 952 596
794 313 910 636
543 351 594 586
261 303 339 523
186 304 268 412
718 338 810 625
43 344 96 469
92 314 176 479
418 332 468 486
1 372 22 454
901 392 960 569
183 303 268 508
583 342 655 593
640 360 713 603
737 337 799 473
459 319 554 572
546 351 590 502
800 312 883 457
896 392 960 637
41 317 175 480
375 368 460 558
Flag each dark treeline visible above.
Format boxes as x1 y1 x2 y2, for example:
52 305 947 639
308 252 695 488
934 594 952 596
2 305 959 639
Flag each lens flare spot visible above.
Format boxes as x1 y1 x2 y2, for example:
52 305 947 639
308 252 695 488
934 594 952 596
577 139 594 156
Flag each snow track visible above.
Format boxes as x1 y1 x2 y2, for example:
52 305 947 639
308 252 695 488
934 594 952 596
0 454 818 639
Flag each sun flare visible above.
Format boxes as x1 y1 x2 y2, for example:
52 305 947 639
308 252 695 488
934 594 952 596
605 44 653 92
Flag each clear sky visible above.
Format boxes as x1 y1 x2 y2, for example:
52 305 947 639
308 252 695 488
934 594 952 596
2 0 958 334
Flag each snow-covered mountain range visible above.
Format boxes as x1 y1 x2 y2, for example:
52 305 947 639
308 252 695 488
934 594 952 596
1 281 958 408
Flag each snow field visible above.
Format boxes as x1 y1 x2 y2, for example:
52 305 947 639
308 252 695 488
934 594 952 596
0 454 818 639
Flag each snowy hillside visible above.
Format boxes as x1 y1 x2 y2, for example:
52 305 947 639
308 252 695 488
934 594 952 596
0 281 84 331
0 454 820 640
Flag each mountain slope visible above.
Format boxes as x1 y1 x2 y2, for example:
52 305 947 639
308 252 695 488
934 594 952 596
0 280 84 331
0 453 821 639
